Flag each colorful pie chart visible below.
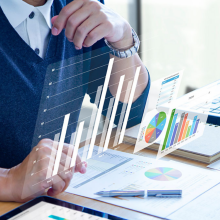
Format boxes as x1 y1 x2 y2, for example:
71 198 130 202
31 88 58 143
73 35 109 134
145 167 182 181
145 112 166 143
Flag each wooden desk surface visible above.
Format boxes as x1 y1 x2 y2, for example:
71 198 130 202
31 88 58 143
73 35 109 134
0 140 207 219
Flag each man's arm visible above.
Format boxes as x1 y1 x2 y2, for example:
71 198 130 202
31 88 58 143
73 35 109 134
51 0 149 103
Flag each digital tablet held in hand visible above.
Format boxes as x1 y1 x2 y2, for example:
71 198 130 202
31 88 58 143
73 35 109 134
0 196 126 220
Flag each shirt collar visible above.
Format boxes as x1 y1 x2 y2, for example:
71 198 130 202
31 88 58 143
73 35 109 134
0 0 53 29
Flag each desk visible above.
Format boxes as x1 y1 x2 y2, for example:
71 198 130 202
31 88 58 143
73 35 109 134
0 140 207 219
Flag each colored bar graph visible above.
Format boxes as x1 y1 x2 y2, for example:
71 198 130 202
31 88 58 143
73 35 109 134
162 109 176 150
190 116 198 136
174 113 185 144
186 125 192 138
49 215 67 220
103 75 125 152
178 113 188 142
87 58 114 159
193 119 200 134
181 120 190 140
70 121 84 168
118 66 141 144
170 122 179 146
52 114 70 176
166 113 178 148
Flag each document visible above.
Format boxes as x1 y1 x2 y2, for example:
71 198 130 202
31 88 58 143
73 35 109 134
207 160 220 171
66 146 220 218
168 183 220 220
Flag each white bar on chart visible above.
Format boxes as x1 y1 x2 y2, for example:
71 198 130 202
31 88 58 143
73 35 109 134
46 133 60 179
81 86 103 161
87 58 115 159
103 75 125 152
118 67 141 144
70 121 84 168
98 97 115 154
113 80 133 147
52 113 70 176
64 132 76 171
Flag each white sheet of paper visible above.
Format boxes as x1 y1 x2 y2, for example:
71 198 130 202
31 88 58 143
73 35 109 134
168 183 220 220
207 160 220 171
66 146 220 218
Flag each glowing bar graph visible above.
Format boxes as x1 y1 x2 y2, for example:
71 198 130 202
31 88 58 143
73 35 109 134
52 114 70 176
103 75 125 151
98 97 115 154
70 121 84 168
87 58 114 159
46 133 60 179
64 132 76 170
81 85 103 161
113 80 133 147
118 66 141 144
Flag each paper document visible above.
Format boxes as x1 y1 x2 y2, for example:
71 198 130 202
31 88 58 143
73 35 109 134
168 183 220 220
207 160 220 171
66 146 220 218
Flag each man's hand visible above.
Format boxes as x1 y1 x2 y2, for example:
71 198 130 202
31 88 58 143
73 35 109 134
51 0 133 50
6 139 86 202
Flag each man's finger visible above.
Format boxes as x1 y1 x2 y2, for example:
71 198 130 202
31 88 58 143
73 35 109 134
72 15 101 49
51 0 84 36
65 6 93 42
83 23 109 47
47 175 65 196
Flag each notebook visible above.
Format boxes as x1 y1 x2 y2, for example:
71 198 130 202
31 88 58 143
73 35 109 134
123 124 220 164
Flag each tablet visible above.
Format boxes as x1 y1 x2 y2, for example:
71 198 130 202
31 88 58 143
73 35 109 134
0 196 126 220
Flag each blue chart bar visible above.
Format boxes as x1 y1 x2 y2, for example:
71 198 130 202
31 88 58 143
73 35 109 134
170 123 179 146
49 215 66 220
193 119 200 134
166 113 178 148
162 75 179 85
190 116 198 136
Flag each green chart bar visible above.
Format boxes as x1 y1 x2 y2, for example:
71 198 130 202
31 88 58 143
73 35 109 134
186 125 192 138
162 109 176 150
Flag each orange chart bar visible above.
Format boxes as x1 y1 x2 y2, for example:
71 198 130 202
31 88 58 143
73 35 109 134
181 120 190 140
178 113 188 142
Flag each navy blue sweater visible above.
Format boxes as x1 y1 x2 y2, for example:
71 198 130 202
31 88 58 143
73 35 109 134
0 0 150 168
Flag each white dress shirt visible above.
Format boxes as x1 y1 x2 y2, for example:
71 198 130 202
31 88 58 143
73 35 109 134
0 0 53 58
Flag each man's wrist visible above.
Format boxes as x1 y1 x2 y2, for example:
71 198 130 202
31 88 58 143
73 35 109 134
108 24 133 50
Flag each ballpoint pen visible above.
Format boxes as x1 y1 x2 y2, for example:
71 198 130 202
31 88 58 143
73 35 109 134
95 189 182 198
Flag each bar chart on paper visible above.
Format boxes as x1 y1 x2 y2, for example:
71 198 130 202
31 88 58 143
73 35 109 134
157 108 206 158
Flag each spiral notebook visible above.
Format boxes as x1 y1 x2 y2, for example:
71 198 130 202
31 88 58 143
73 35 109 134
123 124 220 164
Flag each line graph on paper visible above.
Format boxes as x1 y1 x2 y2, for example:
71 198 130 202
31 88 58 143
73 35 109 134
25 47 144 192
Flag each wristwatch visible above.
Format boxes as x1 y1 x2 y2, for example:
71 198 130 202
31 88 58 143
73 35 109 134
104 28 140 59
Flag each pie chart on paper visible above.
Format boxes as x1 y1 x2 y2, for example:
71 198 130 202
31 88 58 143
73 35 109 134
145 112 166 143
145 167 182 181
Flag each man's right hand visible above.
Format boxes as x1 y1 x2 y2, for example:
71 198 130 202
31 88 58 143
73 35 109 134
6 139 87 202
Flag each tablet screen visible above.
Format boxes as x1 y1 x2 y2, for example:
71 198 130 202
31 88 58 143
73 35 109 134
8 201 107 220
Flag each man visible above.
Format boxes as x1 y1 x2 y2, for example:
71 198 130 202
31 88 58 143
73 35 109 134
0 0 150 202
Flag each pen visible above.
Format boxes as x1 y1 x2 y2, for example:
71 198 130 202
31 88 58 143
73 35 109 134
95 190 182 198
94 190 145 197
